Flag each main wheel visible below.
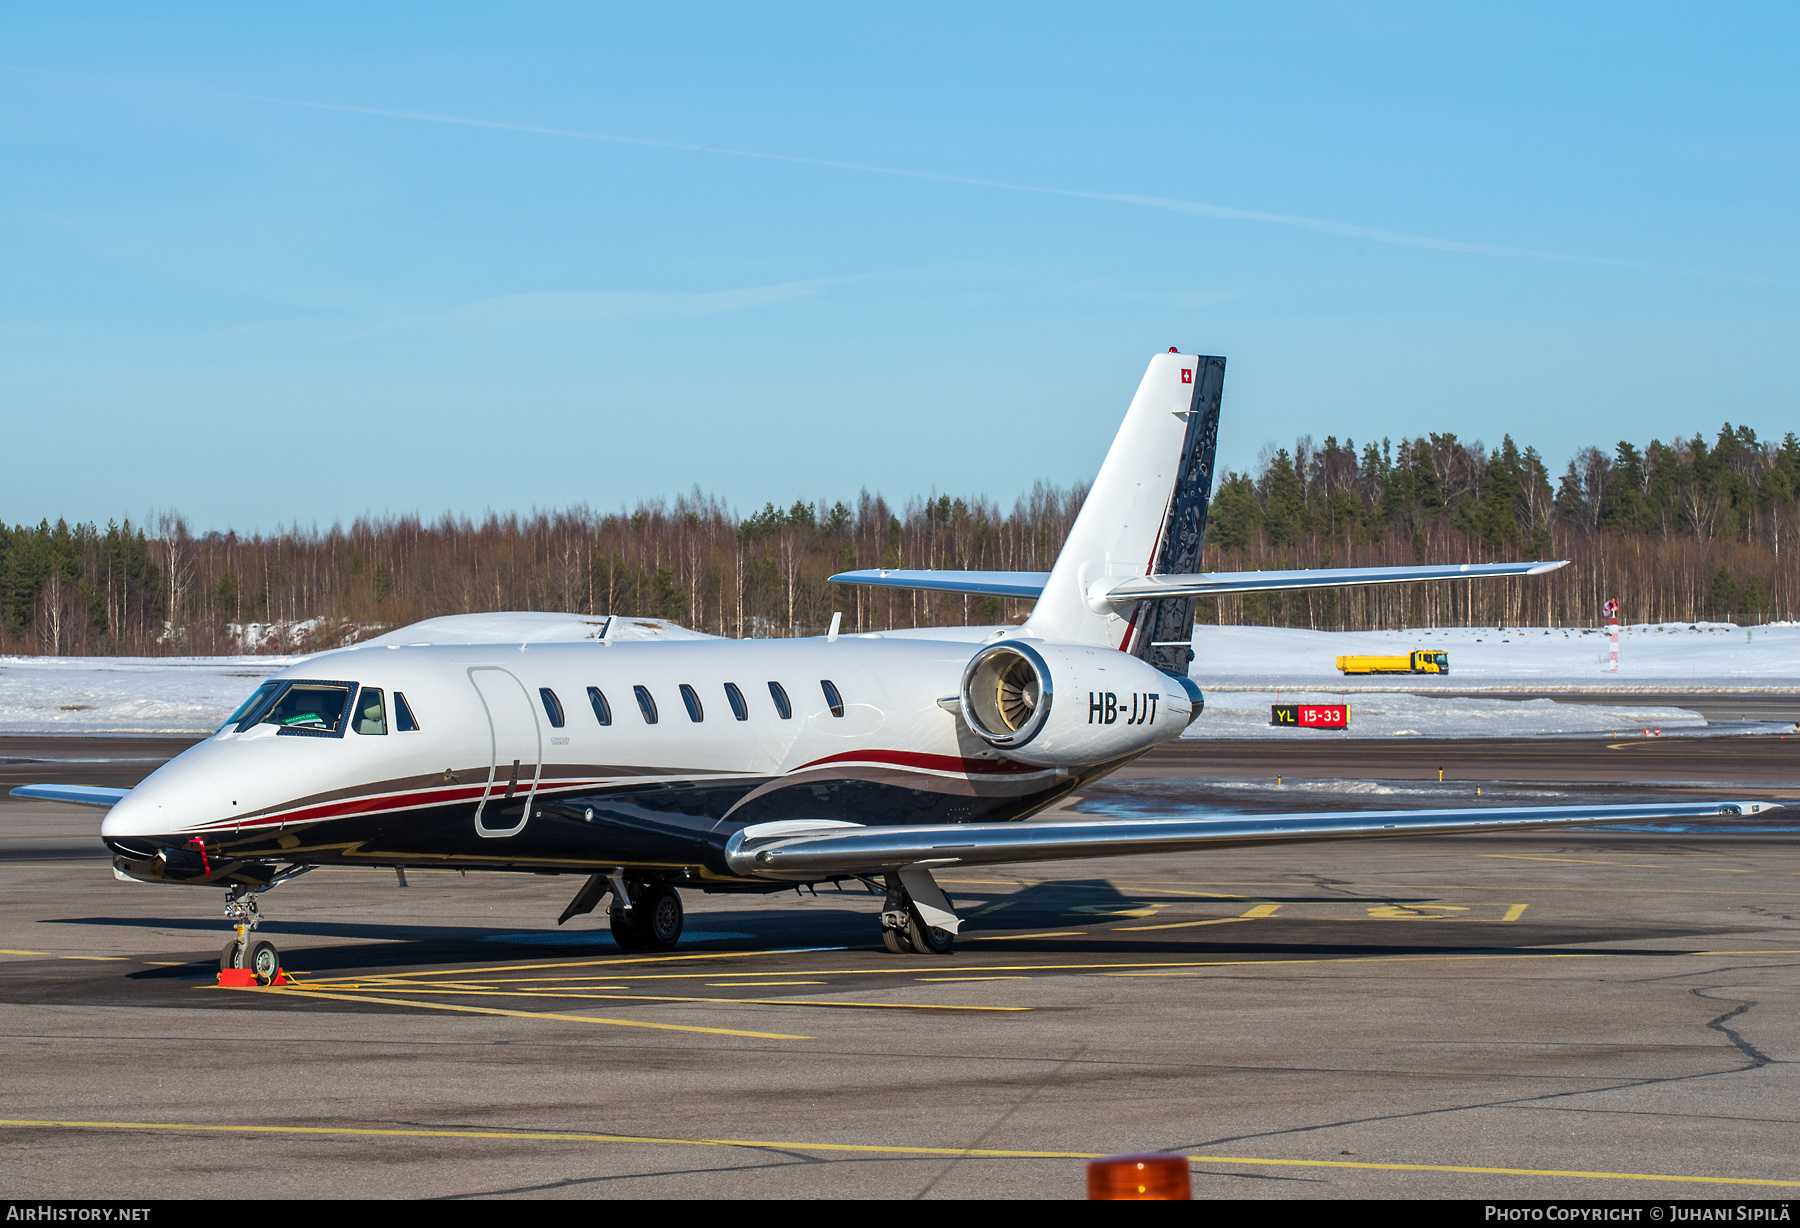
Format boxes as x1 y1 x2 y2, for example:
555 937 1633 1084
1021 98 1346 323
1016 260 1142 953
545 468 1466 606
639 886 684 950
219 939 243 972
609 908 648 950
245 939 280 983
881 926 913 954
907 909 955 955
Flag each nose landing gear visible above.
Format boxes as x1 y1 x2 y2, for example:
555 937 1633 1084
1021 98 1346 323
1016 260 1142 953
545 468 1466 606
217 867 310 983
219 887 276 980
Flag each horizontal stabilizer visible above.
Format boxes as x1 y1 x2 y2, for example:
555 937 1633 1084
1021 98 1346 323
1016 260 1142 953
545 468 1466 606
828 560 1565 605
828 569 1051 599
727 799 1778 876
9 784 130 808
1101 559 1567 602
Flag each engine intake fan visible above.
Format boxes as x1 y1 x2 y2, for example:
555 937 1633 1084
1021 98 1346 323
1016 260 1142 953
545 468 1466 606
960 642 1052 749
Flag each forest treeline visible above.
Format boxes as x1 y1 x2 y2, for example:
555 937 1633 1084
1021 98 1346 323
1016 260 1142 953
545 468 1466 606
3 421 1796 656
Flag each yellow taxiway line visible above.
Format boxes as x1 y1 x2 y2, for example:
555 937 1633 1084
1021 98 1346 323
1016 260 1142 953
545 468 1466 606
250 986 813 1040
265 984 1025 1013
1 1117 1795 1190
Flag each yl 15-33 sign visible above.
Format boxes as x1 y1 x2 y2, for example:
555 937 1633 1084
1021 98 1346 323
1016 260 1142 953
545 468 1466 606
1270 704 1349 729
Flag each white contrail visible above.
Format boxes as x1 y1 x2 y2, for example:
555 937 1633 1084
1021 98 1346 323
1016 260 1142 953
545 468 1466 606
224 92 1641 268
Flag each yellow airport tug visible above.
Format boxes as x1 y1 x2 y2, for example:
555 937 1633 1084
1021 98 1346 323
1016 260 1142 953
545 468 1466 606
1335 650 1449 675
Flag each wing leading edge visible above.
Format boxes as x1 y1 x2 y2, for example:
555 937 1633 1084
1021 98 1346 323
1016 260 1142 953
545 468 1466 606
829 560 1566 603
727 799 1779 877
9 784 130 808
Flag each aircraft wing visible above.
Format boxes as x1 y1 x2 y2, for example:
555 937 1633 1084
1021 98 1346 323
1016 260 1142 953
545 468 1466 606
828 560 1564 602
828 569 1052 599
727 799 1778 876
9 784 130 808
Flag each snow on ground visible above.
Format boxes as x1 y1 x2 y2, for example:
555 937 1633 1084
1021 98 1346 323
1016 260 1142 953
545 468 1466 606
0 656 298 734
1184 688 1713 740
1191 621 1800 689
0 618 1793 737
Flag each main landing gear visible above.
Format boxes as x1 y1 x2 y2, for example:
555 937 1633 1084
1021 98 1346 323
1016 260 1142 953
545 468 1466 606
558 872 684 951
879 866 961 955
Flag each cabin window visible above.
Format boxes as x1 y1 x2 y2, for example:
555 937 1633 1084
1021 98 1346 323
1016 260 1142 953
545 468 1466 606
821 679 845 718
394 691 420 732
768 681 792 720
354 687 388 735
261 681 355 738
587 686 612 727
228 681 284 733
634 685 659 725
724 682 749 721
540 688 566 729
679 684 704 723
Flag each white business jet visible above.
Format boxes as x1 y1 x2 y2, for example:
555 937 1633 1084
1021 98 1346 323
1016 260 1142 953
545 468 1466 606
14 351 1775 981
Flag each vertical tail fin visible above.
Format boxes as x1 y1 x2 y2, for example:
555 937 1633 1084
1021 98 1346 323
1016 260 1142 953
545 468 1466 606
1022 351 1225 669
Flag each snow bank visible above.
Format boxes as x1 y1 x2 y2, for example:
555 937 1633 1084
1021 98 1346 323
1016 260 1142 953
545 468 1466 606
0 655 297 734
2 619 1793 736
1182 688 1713 740
1191 621 1800 689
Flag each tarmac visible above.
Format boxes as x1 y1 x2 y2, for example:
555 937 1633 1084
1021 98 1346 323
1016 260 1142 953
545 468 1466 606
2 732 1797 1199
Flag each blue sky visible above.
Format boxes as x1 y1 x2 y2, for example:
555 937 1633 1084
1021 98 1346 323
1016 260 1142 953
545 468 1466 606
3 4 1796 533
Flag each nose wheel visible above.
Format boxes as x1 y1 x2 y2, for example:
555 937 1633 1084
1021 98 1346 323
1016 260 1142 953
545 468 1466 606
218 884 283 983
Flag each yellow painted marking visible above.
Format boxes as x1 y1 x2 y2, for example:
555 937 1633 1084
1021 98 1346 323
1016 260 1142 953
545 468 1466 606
915 976 1030 982
1701 868 1752 873
972 902 1014 916
964 931 1085 941
60 956 128 962
12 1117 1790 1188
1502 904 1530 922
251 987 814 1039
1113 917 1245 931
1104 972 1200 977
1116 902 1281 932
0 949 50 956
706 981 825 987
281 984 1024 1013
378 945 847 981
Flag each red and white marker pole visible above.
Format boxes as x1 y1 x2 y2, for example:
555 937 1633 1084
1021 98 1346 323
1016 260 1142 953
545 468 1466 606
1604 598 1620 674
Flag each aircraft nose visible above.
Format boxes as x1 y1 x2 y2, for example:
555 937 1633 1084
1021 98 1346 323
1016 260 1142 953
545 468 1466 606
101 761 229 841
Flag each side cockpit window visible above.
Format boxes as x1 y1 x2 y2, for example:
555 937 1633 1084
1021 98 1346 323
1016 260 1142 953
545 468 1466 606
354 688 388 735
227 681 284 733
261 681 355 738
394 691 421 732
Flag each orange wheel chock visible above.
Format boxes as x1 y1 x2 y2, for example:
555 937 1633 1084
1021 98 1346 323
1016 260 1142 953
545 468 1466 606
1086 1152 1192 1200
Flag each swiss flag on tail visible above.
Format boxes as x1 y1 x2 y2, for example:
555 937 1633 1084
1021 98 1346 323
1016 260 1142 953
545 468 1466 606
1181 368 1192 384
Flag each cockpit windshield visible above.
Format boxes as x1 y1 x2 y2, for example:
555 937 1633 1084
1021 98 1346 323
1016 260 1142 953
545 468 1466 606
223 681 283 732
253 682 356 737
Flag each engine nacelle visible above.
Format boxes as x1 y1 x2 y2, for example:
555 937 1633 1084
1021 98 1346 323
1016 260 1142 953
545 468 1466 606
958 639 1203 769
